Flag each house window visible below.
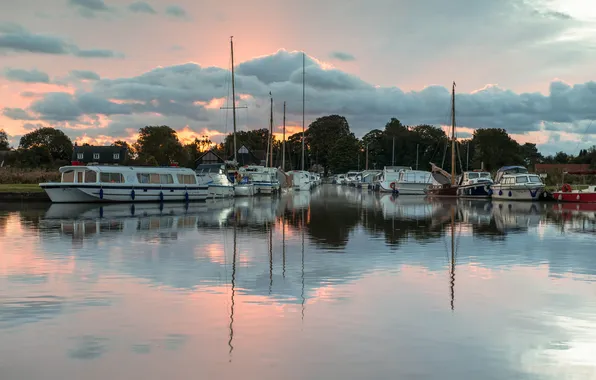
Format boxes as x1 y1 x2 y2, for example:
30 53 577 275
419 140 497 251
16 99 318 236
93 153 100 160
113 153 120 160
77 153 84 160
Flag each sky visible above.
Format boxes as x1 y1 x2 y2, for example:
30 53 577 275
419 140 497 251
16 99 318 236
0 0 595 156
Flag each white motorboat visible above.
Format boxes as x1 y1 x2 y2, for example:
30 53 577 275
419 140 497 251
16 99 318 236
377 166 433 194
39 165 208 203
288 170 311 191
491 166 545 201
239 165 280 195
196 163 235 198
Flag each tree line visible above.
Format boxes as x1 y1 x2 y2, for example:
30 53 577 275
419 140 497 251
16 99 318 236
2 116 596 174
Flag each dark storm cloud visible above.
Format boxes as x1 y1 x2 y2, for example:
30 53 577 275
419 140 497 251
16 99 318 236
0 22 123 58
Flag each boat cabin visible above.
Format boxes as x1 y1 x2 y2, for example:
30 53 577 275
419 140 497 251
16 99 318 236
459 171 492 185
498 174 543 186
59 166 198 185
494 166 529 183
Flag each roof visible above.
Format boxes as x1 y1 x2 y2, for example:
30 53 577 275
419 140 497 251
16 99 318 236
195 149 224 163
535 163 590 172
59 165 195 174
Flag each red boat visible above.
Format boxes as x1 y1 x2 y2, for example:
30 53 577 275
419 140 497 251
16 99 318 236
552 170 596 203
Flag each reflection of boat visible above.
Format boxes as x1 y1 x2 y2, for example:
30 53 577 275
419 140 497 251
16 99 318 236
378 194 435 220
491 200 543 232
40 165 208 203
491 166 545 201
43 202 210 220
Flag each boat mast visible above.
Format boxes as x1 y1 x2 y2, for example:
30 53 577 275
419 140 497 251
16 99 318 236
301 52 305 171
231 37 238 163
282 101 286 171
269 92 274 168
450 81 456 185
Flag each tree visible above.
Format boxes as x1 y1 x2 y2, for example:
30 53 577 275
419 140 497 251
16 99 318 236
520 143 543 169
19 127 73 164
223 128 271 158
305 115 352 175
133 126 187 166
470 128 522 171
0 129 9 151
328 133 360 174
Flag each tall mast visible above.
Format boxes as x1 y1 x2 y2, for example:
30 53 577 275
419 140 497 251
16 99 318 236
230 37 238 163
269 92 274 168
301 52 305 171
450 81 456 185
282 101 286 171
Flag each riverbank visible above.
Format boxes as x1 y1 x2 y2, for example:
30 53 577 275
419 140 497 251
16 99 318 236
0 184 50 202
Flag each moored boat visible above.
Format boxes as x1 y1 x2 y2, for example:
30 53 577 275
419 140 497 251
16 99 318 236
288 170 311 191
552 170 596 203
456 170 493 198
378 166 433 194
196 163 235 198
40 165 208 203
491 166 545 201
239 165 280 195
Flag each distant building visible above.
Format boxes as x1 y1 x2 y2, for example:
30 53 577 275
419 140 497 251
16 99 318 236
228 145 263 166
535 164 590 173
72 144 127 165
195 149 225 166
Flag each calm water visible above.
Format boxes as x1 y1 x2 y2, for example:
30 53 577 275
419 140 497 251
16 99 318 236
1 186 596 380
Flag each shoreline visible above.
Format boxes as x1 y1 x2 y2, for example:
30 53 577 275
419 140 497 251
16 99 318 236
0 184 50 202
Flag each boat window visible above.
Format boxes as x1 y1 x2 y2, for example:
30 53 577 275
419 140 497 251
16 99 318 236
137 173 150 183
468 172 479 179
84 170 97 183
100 172 124 183
528 175 541 183
160 174 174 184
149 174 160 184
62 170 75 183
77 171 83 183
480 172 490 178
177 174 197 184
516 176 528 183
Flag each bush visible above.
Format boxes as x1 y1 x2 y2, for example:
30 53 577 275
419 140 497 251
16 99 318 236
0 168 60 184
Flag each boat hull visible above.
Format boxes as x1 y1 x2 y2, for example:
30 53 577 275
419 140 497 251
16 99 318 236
254 183 280 195
457 183 492 198
426 185 458 197
40 184 208 203
234 184 255 197
379 181 429 195
491 185 544 201
208 184 235 198
552 191 596 203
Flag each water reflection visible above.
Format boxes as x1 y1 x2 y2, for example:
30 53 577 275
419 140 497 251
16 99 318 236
1 188 596 379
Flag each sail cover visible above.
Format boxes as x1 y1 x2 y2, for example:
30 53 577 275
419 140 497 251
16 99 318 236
430 162 451 185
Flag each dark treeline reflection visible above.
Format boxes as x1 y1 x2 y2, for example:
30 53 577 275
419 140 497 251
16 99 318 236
4 186 596 247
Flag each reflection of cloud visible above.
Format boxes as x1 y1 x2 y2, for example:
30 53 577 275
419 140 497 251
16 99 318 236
68 335 108 360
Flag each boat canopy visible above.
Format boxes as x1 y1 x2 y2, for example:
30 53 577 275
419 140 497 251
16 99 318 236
496 166 528 173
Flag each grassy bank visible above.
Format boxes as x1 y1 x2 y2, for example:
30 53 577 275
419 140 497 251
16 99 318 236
0 169 59 184
0 184 44 193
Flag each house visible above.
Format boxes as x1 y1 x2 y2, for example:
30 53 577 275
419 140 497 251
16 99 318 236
72 144 127 165
195 149 225 166
228 145 263 166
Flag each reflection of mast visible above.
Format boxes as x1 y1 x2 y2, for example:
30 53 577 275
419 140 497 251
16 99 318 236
269 221 273 294
301 208 305 321
228 223 237 360
449 206 456 311
282 216 286 278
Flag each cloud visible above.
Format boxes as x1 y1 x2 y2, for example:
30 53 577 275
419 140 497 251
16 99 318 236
3 107 37 120
4 68 50 84
0 23 123 58
165 5 188 19
330 51 355 61
68 0 111 18
13 49 596 154
128 1 156 14
70 70 101 81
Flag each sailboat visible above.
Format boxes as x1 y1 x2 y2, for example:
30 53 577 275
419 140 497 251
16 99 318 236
426 82 459 197
287 52 311 192
227 37 255 197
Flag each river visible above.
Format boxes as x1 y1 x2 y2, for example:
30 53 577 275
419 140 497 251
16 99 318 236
1 185 595 379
